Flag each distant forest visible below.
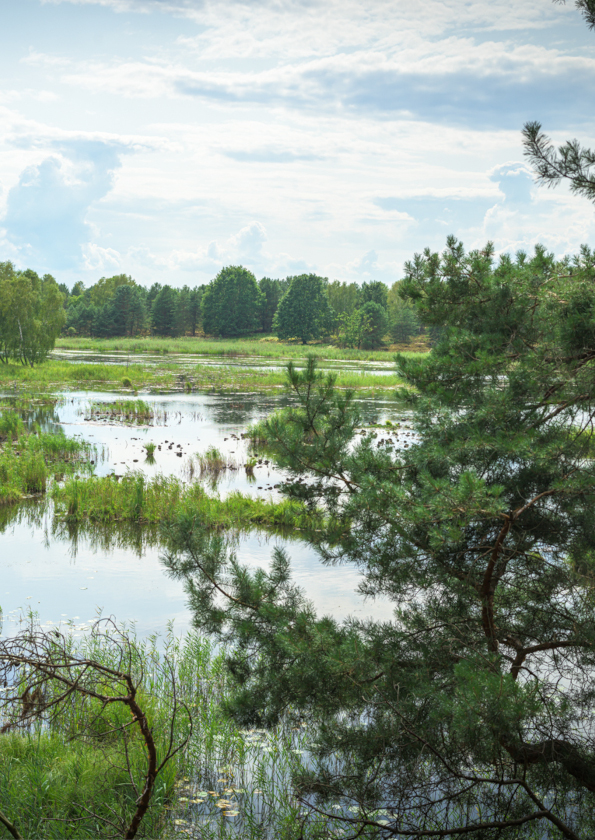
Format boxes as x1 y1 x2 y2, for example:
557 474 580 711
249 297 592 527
57 265 423 348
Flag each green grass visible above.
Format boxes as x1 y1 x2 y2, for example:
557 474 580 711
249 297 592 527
86 398 156 422
189 364 405 396
0 360 178 392
51 472 322 532
0 357 405 395
0 624 193 840
0 412 95 505
55 334 429 363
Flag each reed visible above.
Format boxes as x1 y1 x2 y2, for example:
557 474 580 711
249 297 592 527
51 472 322 531
56 334 429 363
86 398 156 422
0 416 95 504
0 621 192 840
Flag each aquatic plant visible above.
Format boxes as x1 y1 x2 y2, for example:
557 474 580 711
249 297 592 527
52 472 321 532
195 446 230 479
87 399 156 423
0 413 24 441
0 617 191 839
0 417 94 504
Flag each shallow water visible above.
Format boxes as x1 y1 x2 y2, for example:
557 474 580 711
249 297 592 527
0 391 411 638
37 390 412 495
51 347 400 376
0 504 394 638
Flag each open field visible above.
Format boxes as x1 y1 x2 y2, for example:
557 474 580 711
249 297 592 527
55 334 430 361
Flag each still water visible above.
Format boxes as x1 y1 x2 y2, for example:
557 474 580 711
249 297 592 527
1 391 411 638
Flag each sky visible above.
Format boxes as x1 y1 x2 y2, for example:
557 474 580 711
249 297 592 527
0 0 594 290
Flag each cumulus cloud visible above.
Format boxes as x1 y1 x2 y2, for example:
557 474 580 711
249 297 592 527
2 140 125 270
489 162 534 204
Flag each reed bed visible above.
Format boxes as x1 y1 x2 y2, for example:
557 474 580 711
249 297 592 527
188 365 403 396
0 411 96 505
0 618 367 840
0 359 178 391
56 334 428 363
189 447 240 484
86 398 157 423
51 472 321 531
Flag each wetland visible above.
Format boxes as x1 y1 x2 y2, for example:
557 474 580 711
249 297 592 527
0 350 412 839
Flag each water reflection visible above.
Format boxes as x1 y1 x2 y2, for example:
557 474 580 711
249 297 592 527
0 502 393 640
0 391 402 638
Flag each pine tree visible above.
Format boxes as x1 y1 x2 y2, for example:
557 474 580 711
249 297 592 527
151 285 178 336
523 1 595 202
165 238 595 838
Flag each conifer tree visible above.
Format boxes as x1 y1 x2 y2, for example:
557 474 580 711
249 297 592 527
523 1 595 202
151 285 178 336
165 239 595 838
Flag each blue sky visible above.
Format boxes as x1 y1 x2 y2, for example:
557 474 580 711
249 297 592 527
0 0 594 288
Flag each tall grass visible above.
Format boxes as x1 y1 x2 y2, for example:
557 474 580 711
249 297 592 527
0 359 178 392
51 472 321 531
0 623 193 839
55 334 429 363
86 398 156 422
0 410 95 504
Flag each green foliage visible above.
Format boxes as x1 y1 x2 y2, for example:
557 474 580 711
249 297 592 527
86 399 155 422
326 280 360 320
358 279 388 309
163 242 595 837
388 302 419 343
0 414 93 504
359 300 387 348
202 266 264 338
151 285 178 337
259 277 288 332
52 471 320 531
336 308 370 349
273 274 333 344
0 263 65 366
0 623 194 839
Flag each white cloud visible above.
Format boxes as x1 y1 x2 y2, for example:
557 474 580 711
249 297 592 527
82 242 122 270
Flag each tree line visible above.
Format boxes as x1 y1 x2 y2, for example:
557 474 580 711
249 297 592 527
61 266 422 347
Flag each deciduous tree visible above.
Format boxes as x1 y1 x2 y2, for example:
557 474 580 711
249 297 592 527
202 266 263 337
273 274 333 344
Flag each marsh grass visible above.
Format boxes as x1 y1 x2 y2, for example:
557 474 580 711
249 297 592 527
51 472 321 531
0 359 178 392
56 334 428 364
189 365 404 396
86 398 157 423
0 612 385 840
191 447 241 486
0 623 194 839
0 413 95 505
